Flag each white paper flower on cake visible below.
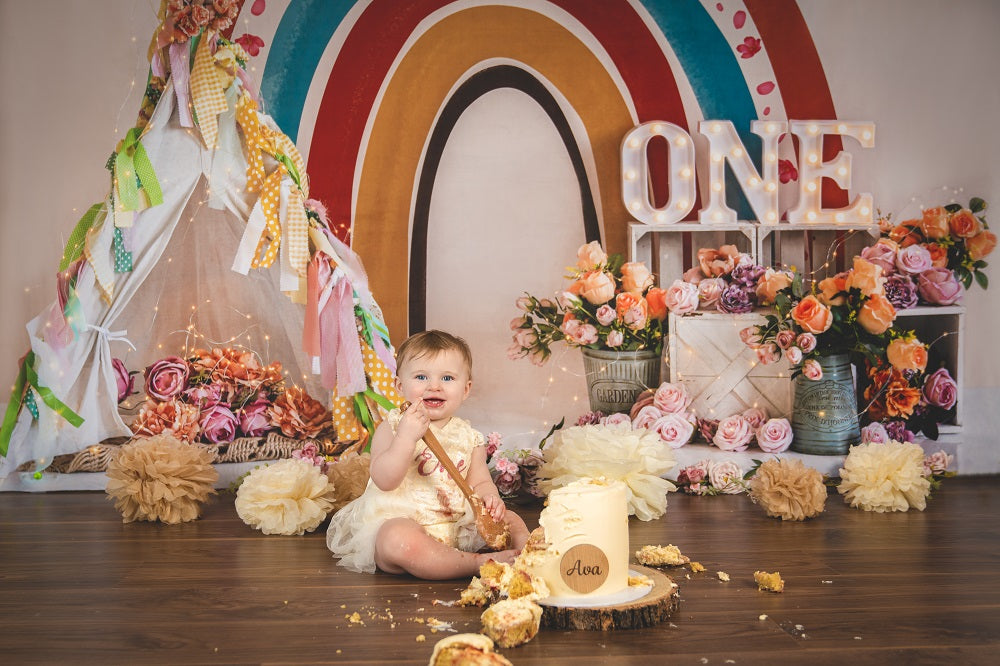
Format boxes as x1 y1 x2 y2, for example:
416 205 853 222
838 440 931 512
235 458 336 535
537 424 677 521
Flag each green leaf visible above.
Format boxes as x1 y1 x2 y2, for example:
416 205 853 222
538 417 565 450
975 269 989 290
970 197 987 213
960 270 974 289
944 203 962 214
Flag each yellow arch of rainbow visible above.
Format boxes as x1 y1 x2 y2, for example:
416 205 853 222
352 4 636 340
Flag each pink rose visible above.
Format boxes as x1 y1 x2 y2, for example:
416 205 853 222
682 266 704 284
697 278 726 310
238 398 272 437
756 418 793 453
860 422 889 444
515 296 532 311
775 329 797 350
922 368 958 409
678 461 708 485
493 456 521 496
708 459 745 494
740 326 762 348
652 413 694 448
742 407 769 431
923 450 953 476
596 304 616 326
561 319 599 345
485 432 503 460
755 342 780 365
665 279 700 314
918 267 963 305
653 382 691 414
510 316 528 330
528 349 547 366
632 404 664 430
556 291 582 310
144 356 190 402
802 358 823 381
112 358 135 403
199 403 238 443
895 244 933 275
785 346 803 365
605 330 625 347
796 333 817 353
601 412 632 427
713 415 753 452
514 328 538 349
697 418 719 443
184 383 224 409
860 241 897 275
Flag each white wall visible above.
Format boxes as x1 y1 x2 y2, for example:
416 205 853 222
1 1 997 471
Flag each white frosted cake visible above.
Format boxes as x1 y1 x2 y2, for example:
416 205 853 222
518 478 629 600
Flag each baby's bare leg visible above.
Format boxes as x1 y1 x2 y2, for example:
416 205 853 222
374 517 499 579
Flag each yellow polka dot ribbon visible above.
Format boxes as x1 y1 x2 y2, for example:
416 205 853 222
236 93 274 194
190 30 236 150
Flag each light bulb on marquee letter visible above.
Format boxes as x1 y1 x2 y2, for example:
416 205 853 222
696 120 785 225
787 120 875 225
621 121 696 225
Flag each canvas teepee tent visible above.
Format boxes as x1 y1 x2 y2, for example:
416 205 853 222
0 3 399 488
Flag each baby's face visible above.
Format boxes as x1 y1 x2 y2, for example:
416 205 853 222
394 349 472 425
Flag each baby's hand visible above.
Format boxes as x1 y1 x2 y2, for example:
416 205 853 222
481 492 507 522
396 400 429 444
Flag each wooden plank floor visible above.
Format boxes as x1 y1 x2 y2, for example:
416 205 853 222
2 476 999 665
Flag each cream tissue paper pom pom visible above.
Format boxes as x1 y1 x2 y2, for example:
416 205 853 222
236 458 336 535
838 440 931 513
538 423 677 521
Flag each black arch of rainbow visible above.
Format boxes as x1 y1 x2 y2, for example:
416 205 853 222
409 64 602 334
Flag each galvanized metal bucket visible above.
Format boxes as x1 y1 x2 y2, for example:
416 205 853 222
791 353 861 455
581 348 661 415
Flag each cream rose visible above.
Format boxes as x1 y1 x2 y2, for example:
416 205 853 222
576 240 608 270
576 270 616 305
621 261 655 295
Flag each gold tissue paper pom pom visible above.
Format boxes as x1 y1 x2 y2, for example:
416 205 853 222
838 440 931 512
235 458 336 535
105 434 218 524
748 458 826 521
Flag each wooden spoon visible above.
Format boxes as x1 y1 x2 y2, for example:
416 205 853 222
400 401 511 551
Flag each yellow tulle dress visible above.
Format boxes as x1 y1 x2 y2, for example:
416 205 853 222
326 409 486 573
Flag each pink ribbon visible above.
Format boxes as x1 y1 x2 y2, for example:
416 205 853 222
169 42 194 127
236 68 259 103
151 50 166 79
320 278 366 395
303 257 323 358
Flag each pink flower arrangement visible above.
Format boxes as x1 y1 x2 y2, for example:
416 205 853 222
620 382 696 448
675 459 747 495
486 433 546 499
665 245 766 316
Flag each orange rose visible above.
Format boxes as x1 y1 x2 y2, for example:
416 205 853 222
886 338 928 372
949 209 983 238
817 273 848 306
885 379 921 419
919 207 950 240
646 287 668 321
845 256 886 297
575 270 616 305
790 295 833 334
889 222 922 247
576 241 608 270
857 293 896 334
697 246 738 277
967 230 997 261
925 243 949 268
755 268 794 305
615 292 648 329
620 261 655 295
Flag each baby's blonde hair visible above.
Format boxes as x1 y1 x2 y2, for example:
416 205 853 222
396 330 473 378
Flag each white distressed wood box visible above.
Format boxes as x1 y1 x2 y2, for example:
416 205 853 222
667 310 793 421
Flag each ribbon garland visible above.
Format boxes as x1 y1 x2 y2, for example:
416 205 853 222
0 352 85 457
59 203 102 271
114 127 164 213
190 31 236 150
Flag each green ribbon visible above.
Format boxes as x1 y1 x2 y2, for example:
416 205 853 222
60 203 102 271
357 304 391 351
63 280 86 336
275 153 302 190
0 352 85 457
114 127 164 212
113 227 133 273
351 389 399 453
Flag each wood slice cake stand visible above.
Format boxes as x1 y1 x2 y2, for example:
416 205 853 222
540 565 679 631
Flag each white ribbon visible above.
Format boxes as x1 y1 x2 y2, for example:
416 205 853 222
231 197 267 275
86 324 137 352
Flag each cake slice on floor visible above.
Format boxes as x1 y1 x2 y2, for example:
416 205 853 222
428 633 512 665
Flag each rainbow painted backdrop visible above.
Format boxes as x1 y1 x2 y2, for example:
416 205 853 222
242 0 845 339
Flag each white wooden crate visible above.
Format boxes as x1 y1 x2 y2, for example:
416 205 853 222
667 311 793 421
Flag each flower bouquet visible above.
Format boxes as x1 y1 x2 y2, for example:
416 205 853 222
861 356 957 441
664 244 768 314
877 197 994 297
484 431 545 502
508 241 665 365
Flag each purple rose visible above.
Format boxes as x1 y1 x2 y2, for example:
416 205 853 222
717 284 754 314
895 244 933 275
861 422 890 444
860 242 897 275
112 358 135 403
885 420 914 443
756 418 793 453
918 267 963 305
200 403 238 443
731 263 765 287
238 398 273 437
922 368 958 409
144 356 190 402
884 274 919 310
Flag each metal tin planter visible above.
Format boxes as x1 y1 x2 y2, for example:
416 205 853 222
581 348 661 415
791 353 861 455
